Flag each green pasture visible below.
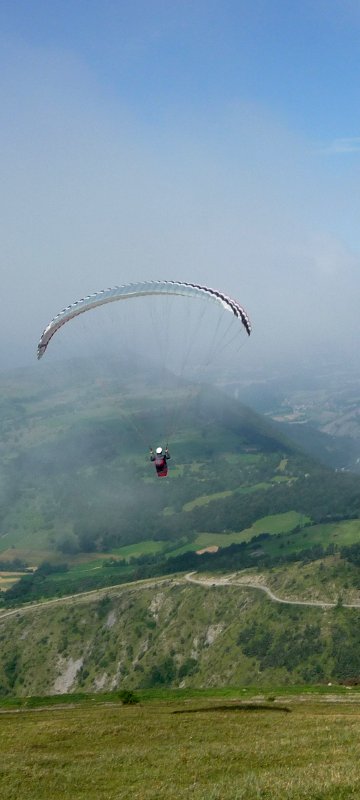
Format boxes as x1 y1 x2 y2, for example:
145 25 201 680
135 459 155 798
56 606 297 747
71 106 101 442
43 543 166 582
51 510 310 580
169 511 309 556
0 510 313 593
110 539 167 559
97 516 358 567
181 479 287 512
183 490 234 511
46 560 111 584
46 563 134 587
2 691 360 799
263 518 360 558
247 511 310 535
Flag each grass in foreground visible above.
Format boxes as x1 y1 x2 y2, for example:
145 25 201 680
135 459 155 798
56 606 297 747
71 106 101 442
1 691 360 799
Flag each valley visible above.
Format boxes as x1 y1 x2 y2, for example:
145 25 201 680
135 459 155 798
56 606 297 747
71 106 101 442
1 357 360 698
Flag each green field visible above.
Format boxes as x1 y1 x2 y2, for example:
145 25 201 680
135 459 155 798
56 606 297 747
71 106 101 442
168 511 311 557
183 489 234 511
262 519 360 558
109 540 166 559
1 691 360 799
43 541 168 584
1 512 346 595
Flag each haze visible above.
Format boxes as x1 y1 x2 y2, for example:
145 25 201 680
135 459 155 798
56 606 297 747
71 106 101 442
1 1 360 374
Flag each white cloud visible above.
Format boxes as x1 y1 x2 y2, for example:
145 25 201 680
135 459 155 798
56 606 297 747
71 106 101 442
320 136 360 154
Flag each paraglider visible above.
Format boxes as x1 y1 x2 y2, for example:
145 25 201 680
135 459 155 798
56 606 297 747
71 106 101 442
37 280 251 478
150 445 170 477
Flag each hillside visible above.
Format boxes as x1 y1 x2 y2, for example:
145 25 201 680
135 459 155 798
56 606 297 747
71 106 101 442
1 559 360 696
1 357 359 572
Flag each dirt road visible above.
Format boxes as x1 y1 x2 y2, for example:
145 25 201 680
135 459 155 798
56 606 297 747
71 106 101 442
185 572 360 609
1 569 360 622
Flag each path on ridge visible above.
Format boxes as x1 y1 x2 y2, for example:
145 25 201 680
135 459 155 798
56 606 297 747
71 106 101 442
185 572 360 609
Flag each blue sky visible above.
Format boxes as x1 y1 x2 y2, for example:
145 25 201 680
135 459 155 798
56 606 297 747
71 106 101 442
2 0 360 138
1 1 360 367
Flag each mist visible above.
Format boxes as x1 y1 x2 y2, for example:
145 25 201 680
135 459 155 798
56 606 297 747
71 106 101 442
1 6 360 378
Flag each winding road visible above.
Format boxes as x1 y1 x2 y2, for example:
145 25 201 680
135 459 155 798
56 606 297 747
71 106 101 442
184 572 360 610
1 571 360 622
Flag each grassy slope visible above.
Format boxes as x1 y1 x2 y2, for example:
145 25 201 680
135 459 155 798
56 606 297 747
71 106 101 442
1 692 360 799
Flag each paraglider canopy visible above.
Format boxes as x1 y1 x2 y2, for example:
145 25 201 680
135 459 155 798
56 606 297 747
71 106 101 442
37 280 251 360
